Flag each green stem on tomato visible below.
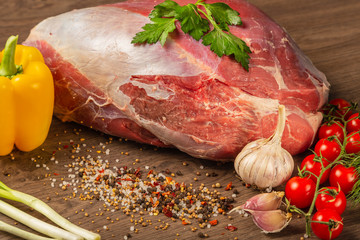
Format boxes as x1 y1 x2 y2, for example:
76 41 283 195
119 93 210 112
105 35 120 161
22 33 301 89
303 153 345 236
344 116 360 204
311 220 339 225
296 101 360 236
301 112 352 237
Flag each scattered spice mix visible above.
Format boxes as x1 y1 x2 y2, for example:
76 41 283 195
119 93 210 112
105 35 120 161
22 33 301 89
62 159 235 222
44 128 239 237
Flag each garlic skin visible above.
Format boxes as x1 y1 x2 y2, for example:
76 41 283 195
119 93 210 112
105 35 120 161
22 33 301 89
234 105 294 189
240 191 284 211
229 191 284 214
250 210 292 233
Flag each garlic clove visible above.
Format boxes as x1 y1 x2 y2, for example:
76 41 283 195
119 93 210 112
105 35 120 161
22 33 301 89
229 191 291 234
249 209 292 233
229 191 284 213
243 191 284 211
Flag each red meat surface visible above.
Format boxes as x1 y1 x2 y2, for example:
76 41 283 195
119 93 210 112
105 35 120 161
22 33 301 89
24 0 330 160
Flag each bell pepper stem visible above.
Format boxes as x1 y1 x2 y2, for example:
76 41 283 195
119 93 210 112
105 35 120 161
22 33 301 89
0 35 19 78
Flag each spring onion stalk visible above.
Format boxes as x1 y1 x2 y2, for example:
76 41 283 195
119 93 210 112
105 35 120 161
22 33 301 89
0 219 56 240
0 181 101 240
0 200 82 240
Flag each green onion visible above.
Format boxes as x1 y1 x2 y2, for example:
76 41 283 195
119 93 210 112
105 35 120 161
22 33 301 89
0 219 56 240
0 200 82 240
0 181 101 240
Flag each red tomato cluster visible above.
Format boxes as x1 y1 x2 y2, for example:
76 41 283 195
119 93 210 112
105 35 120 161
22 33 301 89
285 98 360 240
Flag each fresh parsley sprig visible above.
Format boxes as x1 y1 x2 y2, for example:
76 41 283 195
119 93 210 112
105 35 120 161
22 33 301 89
131 0 251 71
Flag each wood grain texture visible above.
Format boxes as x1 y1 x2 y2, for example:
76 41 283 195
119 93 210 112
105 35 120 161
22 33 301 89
0 0 359 239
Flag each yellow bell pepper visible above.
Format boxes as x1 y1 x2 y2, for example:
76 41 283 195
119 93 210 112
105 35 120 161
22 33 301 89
0 35 54 156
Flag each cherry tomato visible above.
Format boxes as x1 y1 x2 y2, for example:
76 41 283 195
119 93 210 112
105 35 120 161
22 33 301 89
315 186 347 215
285 176 316 209
311 209 343 240
300 154 330 184
329 165 359 195
314 138 342 162
345 131 360 154
328 98 353 120
347 113 360 133
318 122 344 142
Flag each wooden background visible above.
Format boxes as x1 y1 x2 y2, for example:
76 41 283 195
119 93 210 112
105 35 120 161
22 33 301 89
0 0 360 239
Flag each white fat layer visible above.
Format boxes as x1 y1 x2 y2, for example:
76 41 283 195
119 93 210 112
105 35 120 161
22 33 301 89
26 7 203 101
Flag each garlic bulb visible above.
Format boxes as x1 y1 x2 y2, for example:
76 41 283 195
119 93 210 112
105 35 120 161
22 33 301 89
234 105 294 189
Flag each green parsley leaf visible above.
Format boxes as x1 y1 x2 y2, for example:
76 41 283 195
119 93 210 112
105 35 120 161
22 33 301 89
149 0 179 19
202 29 251 71
131 18 176 46
202 2 242 26
132 0 251 71
228 33 251 70
175 4 210 40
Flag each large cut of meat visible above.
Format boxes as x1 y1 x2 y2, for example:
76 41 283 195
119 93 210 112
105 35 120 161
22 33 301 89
24 0 330 161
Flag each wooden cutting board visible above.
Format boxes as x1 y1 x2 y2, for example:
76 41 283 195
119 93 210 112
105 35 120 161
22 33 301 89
0 0 359 239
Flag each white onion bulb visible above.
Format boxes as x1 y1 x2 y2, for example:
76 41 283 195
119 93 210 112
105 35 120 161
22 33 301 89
234 105 294 189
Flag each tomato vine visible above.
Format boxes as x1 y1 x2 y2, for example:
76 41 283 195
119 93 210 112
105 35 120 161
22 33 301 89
285 98 360 239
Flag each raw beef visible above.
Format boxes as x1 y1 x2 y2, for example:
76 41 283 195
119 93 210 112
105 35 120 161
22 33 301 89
23 0 330 161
